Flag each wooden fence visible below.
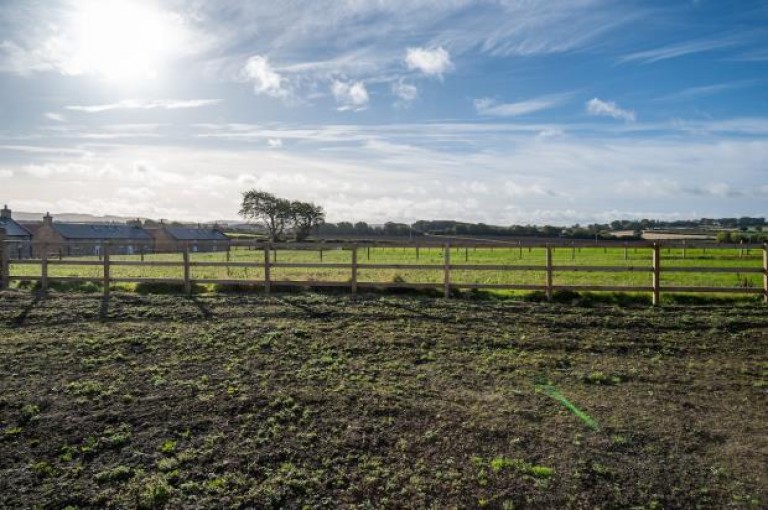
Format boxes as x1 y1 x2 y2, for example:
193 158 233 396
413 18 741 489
0 231 766 306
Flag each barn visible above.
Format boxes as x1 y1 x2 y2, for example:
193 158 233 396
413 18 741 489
148 226 231 253
32 213 153 256
0 205 33 259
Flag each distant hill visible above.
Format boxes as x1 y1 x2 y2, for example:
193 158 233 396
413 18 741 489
14 212 142 223
13 211 244 226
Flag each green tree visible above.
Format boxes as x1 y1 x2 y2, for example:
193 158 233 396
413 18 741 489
291 201 325 241
239 190 292 241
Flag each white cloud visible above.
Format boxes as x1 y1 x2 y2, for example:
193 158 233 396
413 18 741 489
474 95 566 117
504 181 557 197
392 79 418 104
0 169 13 178
586 98 636 122
66 99 221 113
0 40 57 76
331 80 369 111
0 145 90 156
537 128 565 139
267 138 283 148
44 112 66 122
242 55 288 98
405 46 453 76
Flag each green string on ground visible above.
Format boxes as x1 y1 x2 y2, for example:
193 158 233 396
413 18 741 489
535 382 600 431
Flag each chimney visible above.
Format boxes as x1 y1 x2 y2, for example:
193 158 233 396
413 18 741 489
0 205 10 219
43 212 53 226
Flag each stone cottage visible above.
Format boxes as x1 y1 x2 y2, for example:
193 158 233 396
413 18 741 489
147 225 231 253
0 205 33 259
32 213 153 256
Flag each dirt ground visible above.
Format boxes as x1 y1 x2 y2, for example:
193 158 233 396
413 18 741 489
0 291 766 508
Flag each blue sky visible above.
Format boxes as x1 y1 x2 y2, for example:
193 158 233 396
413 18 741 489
0 0 766 224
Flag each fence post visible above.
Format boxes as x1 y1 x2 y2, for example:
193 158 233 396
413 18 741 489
624 242 628 261
351 245 358 294
652 243 661 306
0 228 8 291
264 243 271 295
103 242 110 297
545 244 553 302
183 243 191 295
41 242 48 294
444 243 451 298
682 240 686 259
763 243 767 304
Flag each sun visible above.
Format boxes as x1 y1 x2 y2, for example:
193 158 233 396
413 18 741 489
66 0 185 82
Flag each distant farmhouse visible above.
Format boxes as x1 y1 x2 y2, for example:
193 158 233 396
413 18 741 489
2 208 233 258
0 205 32 258
33 213 154 256
147 225 230 253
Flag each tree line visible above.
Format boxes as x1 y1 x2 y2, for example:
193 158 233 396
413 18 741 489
238 189 766 243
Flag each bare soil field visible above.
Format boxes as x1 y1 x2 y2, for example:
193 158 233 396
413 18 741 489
0 292 766 508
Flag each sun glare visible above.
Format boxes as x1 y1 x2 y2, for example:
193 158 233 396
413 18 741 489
66 0 184 82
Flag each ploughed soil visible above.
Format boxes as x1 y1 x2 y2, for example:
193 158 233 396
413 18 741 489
0 291 766 509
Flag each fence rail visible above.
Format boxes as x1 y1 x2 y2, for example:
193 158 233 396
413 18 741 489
0 232 766 305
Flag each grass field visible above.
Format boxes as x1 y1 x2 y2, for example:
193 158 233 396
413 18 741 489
8 245 766 295
0 292 766 508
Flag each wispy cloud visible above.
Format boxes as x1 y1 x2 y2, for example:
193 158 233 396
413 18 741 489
619 36 740 64
586 98 636 122
331 80 369 111
66 99 222 113
392 79 418 105
655 80 759 101
405 47 453 76
474 94 568 117
44 112 66 122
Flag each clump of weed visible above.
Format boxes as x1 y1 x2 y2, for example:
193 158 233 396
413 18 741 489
20 404 41 424
3 426 23 438
160 439 177 454
31 461 56 477
582 371 625 386
135 474 173 509
156 457 179 472
480 456 555 479
95 465 134 483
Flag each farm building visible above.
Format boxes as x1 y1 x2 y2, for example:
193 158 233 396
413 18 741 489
32 213 153 256
147 225 230 252
0 205 33 259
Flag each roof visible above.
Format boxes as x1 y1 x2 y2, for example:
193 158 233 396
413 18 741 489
19 222 42 235
51 223 152 240
0 217 32 238
163 227 229 241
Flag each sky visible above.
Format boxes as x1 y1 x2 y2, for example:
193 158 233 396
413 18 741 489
0 0 766 225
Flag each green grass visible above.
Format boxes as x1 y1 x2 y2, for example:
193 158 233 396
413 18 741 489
8 245 764 295
0 293 765 507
